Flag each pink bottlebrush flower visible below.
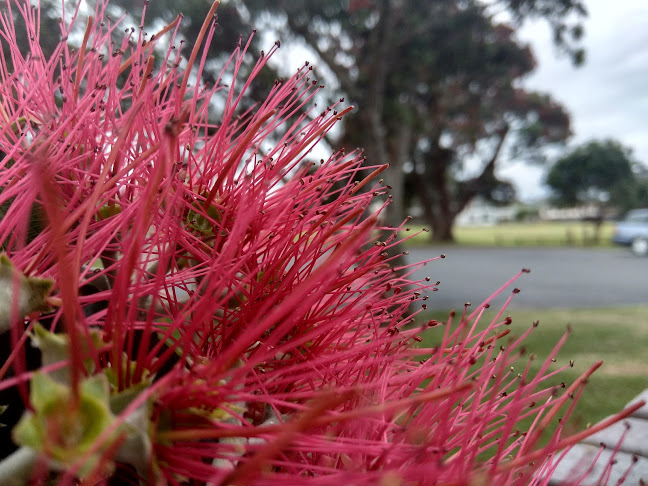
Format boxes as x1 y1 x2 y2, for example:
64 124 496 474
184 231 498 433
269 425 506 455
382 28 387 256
0 0 643 485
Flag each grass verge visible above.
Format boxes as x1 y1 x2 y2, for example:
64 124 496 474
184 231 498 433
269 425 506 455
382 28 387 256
402 222 616 247
416 306 648 442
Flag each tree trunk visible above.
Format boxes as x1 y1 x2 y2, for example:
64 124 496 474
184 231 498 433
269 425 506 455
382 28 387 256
413 167 456 243
413 143 458 243
591 205 604 245
382 121 411 228
430 213 455 242
413 126 510 243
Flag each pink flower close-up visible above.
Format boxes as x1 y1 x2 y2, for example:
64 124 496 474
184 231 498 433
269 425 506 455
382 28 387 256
0 0 642 484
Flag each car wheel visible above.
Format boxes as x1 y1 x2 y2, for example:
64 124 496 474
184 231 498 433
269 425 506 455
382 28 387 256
631 237 648 256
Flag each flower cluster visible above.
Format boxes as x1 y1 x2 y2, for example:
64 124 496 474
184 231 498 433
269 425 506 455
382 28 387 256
0 1 640 484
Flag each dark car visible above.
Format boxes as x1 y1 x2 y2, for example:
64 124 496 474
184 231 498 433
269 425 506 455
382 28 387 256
612 208 648 256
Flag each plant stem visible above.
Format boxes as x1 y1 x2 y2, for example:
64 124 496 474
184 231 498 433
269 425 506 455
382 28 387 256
0 447 39 485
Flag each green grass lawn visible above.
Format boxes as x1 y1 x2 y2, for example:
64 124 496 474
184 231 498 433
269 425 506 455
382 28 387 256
402 221 616 247
416 306 648 441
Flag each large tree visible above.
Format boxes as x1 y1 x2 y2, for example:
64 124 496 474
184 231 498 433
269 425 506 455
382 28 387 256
546 139 642 242
13 0 586 242
235 0 584 241
399 23 572 241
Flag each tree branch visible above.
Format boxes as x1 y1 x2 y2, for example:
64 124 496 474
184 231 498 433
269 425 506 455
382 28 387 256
456 124 510 214
283 18 354 94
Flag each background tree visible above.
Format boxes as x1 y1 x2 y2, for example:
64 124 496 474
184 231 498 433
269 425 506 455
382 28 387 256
235 0 584 241
546 139 643 243
4 0 587 243
400 31 572 241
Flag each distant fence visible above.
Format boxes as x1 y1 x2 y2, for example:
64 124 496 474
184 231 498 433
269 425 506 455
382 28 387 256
539 206 600 221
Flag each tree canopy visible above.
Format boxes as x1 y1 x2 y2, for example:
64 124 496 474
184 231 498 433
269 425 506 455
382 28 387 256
546 139 645 242
546 139 639 209
239 0 583 241
3 0 589 241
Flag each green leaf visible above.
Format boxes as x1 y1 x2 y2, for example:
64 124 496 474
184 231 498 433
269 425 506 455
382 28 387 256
29 371 68 414
97 203 122 220
185 199 224 236
9 116 28 135
0 404 7 428
108 378 152 415
12 372 116 478
0 254 53 333
31 323 104 384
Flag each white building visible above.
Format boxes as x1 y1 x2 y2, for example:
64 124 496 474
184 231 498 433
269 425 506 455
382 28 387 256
455 197 519 226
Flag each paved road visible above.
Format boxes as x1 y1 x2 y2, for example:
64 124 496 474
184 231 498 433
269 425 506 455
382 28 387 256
405 247 648 310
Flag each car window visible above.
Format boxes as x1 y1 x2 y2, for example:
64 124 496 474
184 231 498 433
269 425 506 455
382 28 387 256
626 211 648 223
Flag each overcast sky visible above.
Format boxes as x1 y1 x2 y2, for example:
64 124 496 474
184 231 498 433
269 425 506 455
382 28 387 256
498 0 648 201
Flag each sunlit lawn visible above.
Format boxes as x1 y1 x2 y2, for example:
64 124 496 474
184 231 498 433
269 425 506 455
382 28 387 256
416 306 648 443
402 221 616 247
